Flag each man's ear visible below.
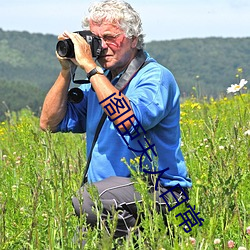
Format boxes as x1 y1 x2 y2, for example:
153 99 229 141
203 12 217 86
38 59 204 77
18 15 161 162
131 36 139 48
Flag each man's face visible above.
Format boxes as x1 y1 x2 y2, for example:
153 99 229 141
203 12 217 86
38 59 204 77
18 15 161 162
89 20 138 73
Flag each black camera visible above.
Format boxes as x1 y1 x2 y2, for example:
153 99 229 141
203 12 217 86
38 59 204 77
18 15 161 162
56 30 102 58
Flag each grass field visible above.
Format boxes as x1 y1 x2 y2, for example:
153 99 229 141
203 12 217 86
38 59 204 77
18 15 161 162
0 90 249 249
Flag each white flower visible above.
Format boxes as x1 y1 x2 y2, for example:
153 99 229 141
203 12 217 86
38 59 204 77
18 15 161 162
238 247 246 250
20 207 25 214
244 130 250 136
227 79 248 93
214 238 221 244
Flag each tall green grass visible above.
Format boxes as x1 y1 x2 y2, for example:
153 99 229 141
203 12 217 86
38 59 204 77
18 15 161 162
0 93 249 249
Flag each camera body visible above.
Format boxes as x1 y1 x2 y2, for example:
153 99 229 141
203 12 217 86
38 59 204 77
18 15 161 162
56 30 102 58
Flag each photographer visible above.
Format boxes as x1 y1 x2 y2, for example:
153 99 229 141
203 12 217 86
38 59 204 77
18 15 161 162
40 0 192 244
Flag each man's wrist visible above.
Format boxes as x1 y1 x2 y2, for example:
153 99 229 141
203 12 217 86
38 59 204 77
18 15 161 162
87 66 104 80
60 68 71 79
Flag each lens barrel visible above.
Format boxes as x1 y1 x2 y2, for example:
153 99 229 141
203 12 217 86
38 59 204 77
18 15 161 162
68 88 84 103
56 39 75 58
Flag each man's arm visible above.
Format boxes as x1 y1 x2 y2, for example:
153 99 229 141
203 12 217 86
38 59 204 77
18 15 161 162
40 69 71 132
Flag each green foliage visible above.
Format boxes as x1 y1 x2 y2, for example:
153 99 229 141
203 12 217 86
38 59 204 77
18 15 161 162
0 29 60 91
0 29 61 121
0 94 249 249
146 37 250 98
0 109 85 249
0 79 46 121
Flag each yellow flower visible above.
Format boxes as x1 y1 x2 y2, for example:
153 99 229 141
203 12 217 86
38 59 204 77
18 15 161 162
135 157 140 164
237 67 243 73
130 159 135 165
191 103 201 109
196 180 201 185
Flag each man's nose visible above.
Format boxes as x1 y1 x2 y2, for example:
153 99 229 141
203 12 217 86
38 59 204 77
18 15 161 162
101 38 108 49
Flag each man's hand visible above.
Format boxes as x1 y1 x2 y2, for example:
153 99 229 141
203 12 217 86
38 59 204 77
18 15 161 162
62 31 96 73
56 33 79 71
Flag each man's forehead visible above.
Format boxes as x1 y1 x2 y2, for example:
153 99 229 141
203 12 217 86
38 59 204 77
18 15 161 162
89 19 121 31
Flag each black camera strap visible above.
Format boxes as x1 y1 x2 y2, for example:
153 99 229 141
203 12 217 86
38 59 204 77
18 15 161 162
81 50 150 186
81 112 107 185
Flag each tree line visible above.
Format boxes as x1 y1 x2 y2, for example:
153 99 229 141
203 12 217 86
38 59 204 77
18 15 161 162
0 28 249 120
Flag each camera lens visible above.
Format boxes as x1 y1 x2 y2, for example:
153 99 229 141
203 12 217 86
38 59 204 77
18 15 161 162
68 88 84 103
56 39 74 58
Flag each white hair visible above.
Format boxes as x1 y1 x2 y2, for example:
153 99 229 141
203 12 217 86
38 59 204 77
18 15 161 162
82 0 145 49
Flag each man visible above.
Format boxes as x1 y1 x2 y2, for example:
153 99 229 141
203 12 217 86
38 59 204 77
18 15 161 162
40 0 192 242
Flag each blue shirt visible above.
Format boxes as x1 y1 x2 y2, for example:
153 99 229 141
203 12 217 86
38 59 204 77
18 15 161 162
58 52 192 188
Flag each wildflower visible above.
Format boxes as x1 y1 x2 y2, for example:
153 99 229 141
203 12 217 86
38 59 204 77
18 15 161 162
135 157 140 164
12 185 18 192
244 130 250 136
228 240 235 248
42 213 48 221
191 103 201 109
218 145 224 150
189 237 196 245
246 226 250 235
214 238 221 244
130 159 135 165
20 207 25 214
237 67 243 73
238 247 246 250
196 179 201 185
227 79 248 93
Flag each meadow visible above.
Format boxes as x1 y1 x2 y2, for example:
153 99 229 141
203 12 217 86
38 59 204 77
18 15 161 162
0 90 249 249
